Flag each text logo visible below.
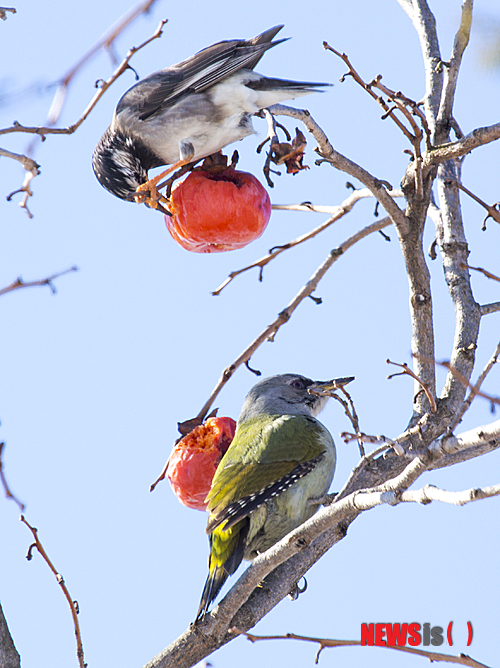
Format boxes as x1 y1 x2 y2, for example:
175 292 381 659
361 622 473 647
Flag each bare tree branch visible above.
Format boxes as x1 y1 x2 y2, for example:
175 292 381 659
1 16 167 215
464 263 500 284
386 358 437 412
2 149 40 217
0 20 167 140
267 104 409 233
398 0 443 137
146 420 500 668
0 443 25 512
0 6 16 20
41 0 159 131
0 266 78 297
195 216 392 422
436 0 473 138
236 630 492 668
20 516 85 668
480 302 500 316
454 180 500 226
0 602 20 668
447 340 500 429
424 122 500 166
212 188 401 295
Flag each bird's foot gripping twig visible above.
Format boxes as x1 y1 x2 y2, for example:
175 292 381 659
135 151 195 212
134 180 171 213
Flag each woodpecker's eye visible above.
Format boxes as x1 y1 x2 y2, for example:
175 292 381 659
291 379 305 389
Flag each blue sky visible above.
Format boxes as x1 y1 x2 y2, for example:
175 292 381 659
1 1 499 667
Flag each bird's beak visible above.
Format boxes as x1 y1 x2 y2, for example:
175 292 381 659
308 376 355 397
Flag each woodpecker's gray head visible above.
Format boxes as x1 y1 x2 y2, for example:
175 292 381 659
238 374 334 421
92 126 159 201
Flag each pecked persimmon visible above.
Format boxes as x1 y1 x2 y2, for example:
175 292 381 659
166 417 236 510
166 168 271 252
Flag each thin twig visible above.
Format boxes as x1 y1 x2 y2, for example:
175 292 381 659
451 341 500 429
340 432 405 456
462 262 500 284
3 149 40 218
454 180 500 227
212 188 401 295
323 43 416 142
197 217 392 421
235 629 492 668
0 443 25 512
1 20 167 140
369 75 426 198
386 359 437 412
413 352 500 410
20 516 85 668
320 387 365 456
271 202 345 213
256 108 281 187
0 266 78 297
435 360 500 408
0 6 16 20
42 0 159 131
2 17 167 215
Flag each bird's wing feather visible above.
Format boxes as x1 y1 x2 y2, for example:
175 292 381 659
117 30 286 122
206 455 323 533
206 414 326 529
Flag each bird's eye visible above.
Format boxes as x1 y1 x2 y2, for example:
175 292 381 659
291 379 305 389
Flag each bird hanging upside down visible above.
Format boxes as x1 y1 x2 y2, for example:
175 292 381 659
92 26 329 210
195 373 354 623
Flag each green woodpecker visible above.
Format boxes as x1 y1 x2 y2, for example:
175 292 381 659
195 372 353 621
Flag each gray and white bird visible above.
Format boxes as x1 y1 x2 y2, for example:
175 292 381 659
196 372 354 622
92 26 329 207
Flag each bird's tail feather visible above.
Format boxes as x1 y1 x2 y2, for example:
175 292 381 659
195 519 249 622
246 77 331 92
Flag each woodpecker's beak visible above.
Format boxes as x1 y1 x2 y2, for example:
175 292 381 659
308 376 355 397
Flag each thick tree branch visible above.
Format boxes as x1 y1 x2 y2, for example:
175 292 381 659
146 420 500 668
398 0 443 137
434 171 481 412
0 602 20 668
424 123 500 166
480 302 500 316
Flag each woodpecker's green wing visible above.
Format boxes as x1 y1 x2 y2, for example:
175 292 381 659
206 413 328 530
196 413 328 622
